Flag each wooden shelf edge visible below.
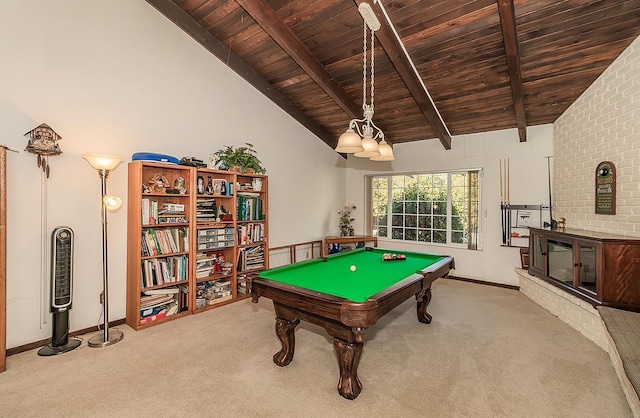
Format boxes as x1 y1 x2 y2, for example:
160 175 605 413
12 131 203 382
194 295 236 312
136 310 191 330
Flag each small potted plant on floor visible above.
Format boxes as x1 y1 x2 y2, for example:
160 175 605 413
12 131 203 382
212 143 266 174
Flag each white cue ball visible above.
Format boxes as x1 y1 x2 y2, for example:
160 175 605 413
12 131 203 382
350 265 356 272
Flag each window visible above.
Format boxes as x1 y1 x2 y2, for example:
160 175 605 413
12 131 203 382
369 171 480 248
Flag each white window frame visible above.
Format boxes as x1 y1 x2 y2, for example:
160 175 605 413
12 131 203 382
366 169 482 249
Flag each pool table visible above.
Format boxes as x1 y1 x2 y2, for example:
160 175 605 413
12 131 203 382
250 247 455 399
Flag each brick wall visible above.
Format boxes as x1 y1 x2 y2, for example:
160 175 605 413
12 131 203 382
516 268 608 350
553 36 640 237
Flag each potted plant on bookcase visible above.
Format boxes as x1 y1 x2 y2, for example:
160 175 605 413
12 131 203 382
213 143 266 174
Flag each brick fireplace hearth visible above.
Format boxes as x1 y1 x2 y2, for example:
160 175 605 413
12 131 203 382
516 268 607 350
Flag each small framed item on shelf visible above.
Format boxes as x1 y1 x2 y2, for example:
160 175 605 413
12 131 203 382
213 179 224 195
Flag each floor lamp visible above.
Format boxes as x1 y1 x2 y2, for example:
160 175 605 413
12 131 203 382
83 154 124 348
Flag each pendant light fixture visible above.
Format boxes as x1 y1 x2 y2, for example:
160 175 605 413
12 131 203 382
335 2 394 161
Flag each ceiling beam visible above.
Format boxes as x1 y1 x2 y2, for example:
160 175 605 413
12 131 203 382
497 0 527 142
355 0 452 150
235 0 363 121
144 0 341 150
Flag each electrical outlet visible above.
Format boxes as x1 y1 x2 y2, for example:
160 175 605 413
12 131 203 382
99 291 104 305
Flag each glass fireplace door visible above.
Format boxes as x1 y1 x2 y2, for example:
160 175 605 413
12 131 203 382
577 242 597 294
547 239 574 286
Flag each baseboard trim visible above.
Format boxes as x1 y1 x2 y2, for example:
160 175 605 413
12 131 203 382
446 275 519 291
7 278 516 357
6 318 126 357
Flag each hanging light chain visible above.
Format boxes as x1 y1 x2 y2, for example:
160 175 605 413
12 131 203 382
370 26 375 115
362 19 368 112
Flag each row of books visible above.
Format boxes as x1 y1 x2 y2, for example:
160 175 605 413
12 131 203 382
237 245 265 271
237 193 264 221
141 227 189 257
140 255 188 288
142 199 187 225
237 223 265 245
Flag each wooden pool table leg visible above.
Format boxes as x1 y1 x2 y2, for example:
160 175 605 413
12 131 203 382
334 338 363 400
416 286 433 324
273 317 300 366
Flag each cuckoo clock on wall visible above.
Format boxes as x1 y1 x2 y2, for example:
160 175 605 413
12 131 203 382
24 123 62 178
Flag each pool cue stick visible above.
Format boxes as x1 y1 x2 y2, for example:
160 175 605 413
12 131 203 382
504 159 508 245
506 158 510 246
499 159 505 245
546 156 554 229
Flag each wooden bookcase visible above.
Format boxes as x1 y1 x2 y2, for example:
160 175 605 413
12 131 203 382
126 161 268 330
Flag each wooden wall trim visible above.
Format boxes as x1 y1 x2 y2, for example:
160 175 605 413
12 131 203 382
5 319 127 358
1 146 6 372
447 275 520 291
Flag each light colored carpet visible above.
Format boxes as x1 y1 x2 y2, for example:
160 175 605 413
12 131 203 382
0 279 631 418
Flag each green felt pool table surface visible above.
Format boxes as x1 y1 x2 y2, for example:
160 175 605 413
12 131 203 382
258 247 448 302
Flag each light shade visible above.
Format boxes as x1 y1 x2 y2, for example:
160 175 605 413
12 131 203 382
370 139 395 161
335 129 363 153
354 135 380 158
82 154 123 171
103 195 122 211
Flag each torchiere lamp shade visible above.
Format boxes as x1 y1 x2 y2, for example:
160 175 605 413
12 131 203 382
82 154 123 171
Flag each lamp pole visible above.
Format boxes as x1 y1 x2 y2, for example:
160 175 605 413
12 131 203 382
83 154 124 348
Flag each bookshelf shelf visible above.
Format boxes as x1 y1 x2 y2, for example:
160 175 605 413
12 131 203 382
195 271 234 281
141 249 190 256
141 279 189 291
126 161 268 330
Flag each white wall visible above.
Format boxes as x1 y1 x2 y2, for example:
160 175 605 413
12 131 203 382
554 35 640 236
345 125 554 286
0 0 346 348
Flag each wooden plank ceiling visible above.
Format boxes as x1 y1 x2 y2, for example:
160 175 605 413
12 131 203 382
147 0 640 151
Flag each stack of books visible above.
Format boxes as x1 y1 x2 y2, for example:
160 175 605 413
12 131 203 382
139 285 189 323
